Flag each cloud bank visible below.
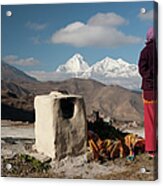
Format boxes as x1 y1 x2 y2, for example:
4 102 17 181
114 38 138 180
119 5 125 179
51 12 142 47
26 71 73 82
2 55 40 66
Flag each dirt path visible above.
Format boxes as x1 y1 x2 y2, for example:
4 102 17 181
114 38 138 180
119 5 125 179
1 125 34 139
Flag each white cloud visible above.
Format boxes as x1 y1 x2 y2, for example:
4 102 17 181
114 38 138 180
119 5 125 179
138 9 153 21
26 71 73 81
51 12 142 48
26 21 47 31
2 55 40 66
88 13 128 27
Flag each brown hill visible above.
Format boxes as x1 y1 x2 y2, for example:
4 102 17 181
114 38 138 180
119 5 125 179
1 80 30 97
90 85 143 121
1 62 37 83
44 79 143 122
1 78 143 122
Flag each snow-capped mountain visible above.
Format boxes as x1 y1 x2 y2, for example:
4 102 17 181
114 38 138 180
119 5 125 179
54 53 141 90
81 57 139 78
56 53 89 73
28 53 141 90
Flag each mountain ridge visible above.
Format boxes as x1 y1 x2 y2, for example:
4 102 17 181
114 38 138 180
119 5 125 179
55 54 141 90
1 61 38 83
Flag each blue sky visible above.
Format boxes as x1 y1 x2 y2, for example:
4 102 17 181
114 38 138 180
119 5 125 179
1 1 156 76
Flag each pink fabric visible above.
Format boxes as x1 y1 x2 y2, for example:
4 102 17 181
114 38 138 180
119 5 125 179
146 27 155 42
144 101 157 151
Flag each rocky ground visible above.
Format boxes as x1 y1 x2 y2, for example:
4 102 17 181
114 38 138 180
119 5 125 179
1 120 158 180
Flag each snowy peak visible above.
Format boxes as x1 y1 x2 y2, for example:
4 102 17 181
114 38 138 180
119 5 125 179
83 56 138 78
55 54 140 90
117 58 129 65
90 57 123 73
56 53 89 73
56 54 138 77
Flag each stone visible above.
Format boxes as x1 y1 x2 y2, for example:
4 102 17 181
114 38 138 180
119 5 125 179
26 152 52 164
34 91 87 160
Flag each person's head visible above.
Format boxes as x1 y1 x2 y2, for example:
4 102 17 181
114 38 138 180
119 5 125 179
146 27 155 43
